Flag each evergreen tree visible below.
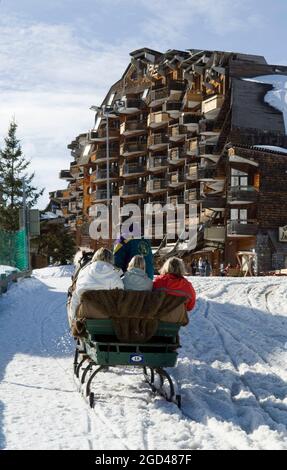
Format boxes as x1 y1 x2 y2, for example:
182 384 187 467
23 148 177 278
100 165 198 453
35 221 76 265
0 121 44 231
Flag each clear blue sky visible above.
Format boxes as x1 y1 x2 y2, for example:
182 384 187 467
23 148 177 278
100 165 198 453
0 0 286 208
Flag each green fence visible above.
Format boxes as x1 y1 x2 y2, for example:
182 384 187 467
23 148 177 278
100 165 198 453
0 228 29 271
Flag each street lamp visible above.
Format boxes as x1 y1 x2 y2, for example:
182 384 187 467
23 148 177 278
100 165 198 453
89 104 119 247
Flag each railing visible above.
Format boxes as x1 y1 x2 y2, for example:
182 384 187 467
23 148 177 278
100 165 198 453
120 143 147 154
164 101 182 112
167 195 185 205
147 88 169 103
92 190 118 201
146 179 168 192
90 149 119 162
201 196 226 209
227 186 259 203
148 134 169 146
186 138 198 155
169 125 187 138
59 170 72 179
147 156 168 170
120 120 147 133
121 164 145 175
201 94 224 114
168 79 186 91
168 147 185 162
147 112 169 127
186 164 198 180
121 99 145 110
181 113 201 125
96 169 119 180
120 184 145 196
168 172 185 185
97 128 119 139
227 219 259 236
185 189 199 203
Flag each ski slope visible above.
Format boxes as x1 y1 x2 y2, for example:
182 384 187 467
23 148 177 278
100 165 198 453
0 267 287 450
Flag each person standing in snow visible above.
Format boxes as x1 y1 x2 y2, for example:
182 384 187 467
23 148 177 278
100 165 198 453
191 259 197 276
204 259 212 277
68 248 123 325
198 257 204 276
153 257 196 313
122 255 153 291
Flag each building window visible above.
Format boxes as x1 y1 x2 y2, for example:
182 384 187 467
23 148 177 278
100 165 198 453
231 208 247 223
231 169 248 188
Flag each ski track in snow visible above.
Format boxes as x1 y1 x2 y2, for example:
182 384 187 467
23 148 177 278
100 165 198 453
0 267 287 450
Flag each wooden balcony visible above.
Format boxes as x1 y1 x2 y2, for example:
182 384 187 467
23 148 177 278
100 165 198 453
167 195 185 205
186 138 199 156
93 169 119 182
91 189 118 203
168 147 186 164
90 149 119 163
120 142 147 157
186 164 198 181
204 226 225 242
163 101 182 115
169 124 187 141
120 120 147 136
227 186 259 205
117 98 146 114
146 179 168 193
148 133 169 150
120 164 146 178
227 220 259 237
180 113 202 125
201 195 226 209
184 189 200 203
147 112 169 129
59 169 73 181
168 171 185 187
185 91 202 110
147 156 168 172
201 94 224 118
146 88 169 106
119 184 145 198
96 127 119 140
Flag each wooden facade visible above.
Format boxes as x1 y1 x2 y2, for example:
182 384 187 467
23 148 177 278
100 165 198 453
50 48 287 274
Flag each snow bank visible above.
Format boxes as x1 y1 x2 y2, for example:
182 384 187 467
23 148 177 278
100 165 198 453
32 265 74 279
1 268 287 450
0 265 19 275
243 75 287 132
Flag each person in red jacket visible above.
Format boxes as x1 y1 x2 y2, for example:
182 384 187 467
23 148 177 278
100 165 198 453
153 257 196 312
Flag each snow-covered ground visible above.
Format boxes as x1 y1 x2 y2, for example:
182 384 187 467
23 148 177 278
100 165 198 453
0 265 19 275
0 267 287 450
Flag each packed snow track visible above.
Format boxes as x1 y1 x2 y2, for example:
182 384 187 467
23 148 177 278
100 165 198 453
0 267 287 450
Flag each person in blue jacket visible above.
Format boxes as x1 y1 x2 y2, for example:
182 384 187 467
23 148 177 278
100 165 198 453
114 235 154 280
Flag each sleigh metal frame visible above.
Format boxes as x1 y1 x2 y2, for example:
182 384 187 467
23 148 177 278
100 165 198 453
73 318 182 408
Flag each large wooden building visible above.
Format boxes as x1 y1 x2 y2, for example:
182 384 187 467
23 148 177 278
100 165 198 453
50 48 287 274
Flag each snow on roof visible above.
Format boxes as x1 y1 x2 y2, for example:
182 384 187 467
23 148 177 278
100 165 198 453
243 75 287 133
253 145 287 155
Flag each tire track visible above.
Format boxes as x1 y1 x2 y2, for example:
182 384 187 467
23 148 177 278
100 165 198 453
208 312 287 432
